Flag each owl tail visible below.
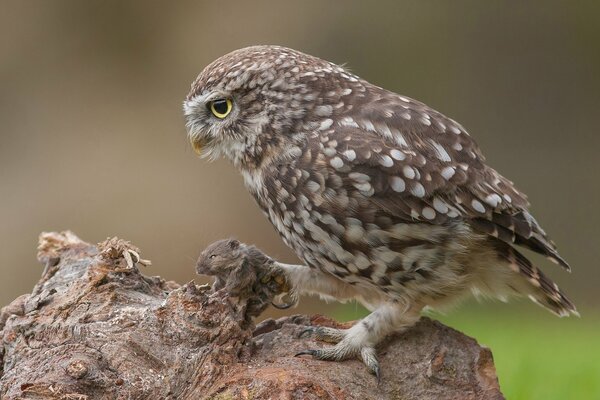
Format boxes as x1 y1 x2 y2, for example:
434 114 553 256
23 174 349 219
495 242 578 317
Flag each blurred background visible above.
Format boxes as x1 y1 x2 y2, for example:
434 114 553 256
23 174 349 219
1 1 599 398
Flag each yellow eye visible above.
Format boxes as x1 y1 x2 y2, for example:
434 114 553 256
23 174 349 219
209 98 233 119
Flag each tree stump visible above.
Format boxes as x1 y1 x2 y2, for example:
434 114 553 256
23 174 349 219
0 231 504 399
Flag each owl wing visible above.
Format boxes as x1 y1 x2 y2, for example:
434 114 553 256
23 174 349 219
317 87 570 270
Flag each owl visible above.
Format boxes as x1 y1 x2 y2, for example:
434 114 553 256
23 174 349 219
183 46 576 378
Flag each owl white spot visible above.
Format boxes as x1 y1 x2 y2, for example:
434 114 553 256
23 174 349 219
390 149 406 161
320 213 337 225
297 209 310 221
433 197 449 213
298 194 309 207
441 166 456 180
400 112 411 120
349 172 370 182
503 194 512 203
452 142 463 151
422 207 436 220
484 193 502 207
450 126 461 134
447 209 459 218
528 277 542 288
431 141 452 162
330 157 344 169
341 88 352 96
319 119 333 131
343 149 356 161
306 220 333 243
339 117 359 128
410 209 420 219
292 222 304 235
315 105 333 117
390 128 409 147
390 176 405 192
288 146 302 158
376 122 393 139
345 218 365 241
379 155 393 168
403 166 416 179
420 117 432 126
471 199 486 213
437 121 447 131
354 253 371 269
323 147 336 157
361 120 376 132
411 182 426 197
270 77 289 90
399 96 410 103
353 182 372 193
306 180 320 192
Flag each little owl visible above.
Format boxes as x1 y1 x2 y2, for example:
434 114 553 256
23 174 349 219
183 45 576 378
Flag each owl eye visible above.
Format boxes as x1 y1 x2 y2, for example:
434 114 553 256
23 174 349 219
208 98 233 119
209 254 217 259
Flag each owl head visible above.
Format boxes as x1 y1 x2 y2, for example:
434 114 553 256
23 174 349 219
183 45 357 167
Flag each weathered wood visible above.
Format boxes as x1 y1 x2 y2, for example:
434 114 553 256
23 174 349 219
0 231 503 399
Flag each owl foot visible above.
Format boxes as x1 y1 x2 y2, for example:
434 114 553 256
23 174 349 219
295 326 380 380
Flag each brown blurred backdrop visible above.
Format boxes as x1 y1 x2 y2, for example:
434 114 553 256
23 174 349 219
1 1 599 316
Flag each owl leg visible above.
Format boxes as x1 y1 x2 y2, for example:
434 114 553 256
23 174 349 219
275 262 362 304
296 302 422 379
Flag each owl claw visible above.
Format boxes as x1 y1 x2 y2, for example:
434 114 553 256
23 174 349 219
298 327 314 339
294 349 318 357
271 300 293 309
271 292 296 310
360 346 381 381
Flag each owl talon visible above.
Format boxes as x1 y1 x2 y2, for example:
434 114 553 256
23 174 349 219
360 346 381 380
271 300 293 309
298 327 315 339
271 292 296 310
294 349 318 357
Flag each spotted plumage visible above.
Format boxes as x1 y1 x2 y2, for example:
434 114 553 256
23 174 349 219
184 45 576 376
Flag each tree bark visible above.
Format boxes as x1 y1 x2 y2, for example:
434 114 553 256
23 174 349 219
0 231 504 400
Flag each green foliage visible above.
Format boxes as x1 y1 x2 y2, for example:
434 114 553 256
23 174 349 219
334 302 600 400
